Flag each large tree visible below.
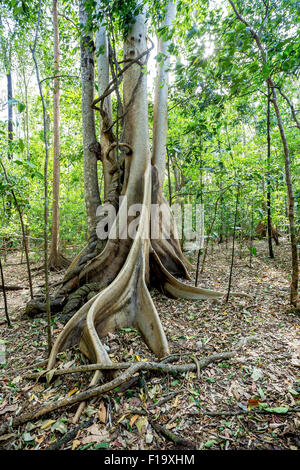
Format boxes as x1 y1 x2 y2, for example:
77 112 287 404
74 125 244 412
26 0 238 420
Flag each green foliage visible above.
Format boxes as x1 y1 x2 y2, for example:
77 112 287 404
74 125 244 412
0 0 299 259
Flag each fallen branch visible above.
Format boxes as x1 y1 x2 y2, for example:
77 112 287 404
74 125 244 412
47 416 95 450
148 390 182 410
0 364 140 435
0 285 27 291
150 421 196 448
25 351 235 381
0 352 235 435
11 359 50 374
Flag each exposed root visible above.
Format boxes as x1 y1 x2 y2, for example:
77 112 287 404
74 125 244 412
255 220 281 245
48 251 71 271
47 168 169 420
150 249 250 299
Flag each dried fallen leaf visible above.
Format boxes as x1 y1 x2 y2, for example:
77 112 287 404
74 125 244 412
98 402 106 424
135 416 148 434
51 420 68 434
251 367 263 382
67 388 78 398
117 414 128 423
0 404 17 415
129 414 140 428
40 419 56 430
248 398 260 408
72 439 81 450
81 427 110 445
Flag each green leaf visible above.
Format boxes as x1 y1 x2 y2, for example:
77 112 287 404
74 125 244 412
204 440 215 448
264 406 289 414
17 102 26 113
94 442 109 449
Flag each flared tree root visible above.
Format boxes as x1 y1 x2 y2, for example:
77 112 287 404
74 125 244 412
25 162 247 422
255 220 281 245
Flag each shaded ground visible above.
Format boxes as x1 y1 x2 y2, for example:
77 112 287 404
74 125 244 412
0 238 299 450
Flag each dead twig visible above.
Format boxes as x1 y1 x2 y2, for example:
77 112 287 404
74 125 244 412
150 421 196 448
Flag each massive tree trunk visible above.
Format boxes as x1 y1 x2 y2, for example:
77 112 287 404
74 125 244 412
79 0 101 235
49 0 69 270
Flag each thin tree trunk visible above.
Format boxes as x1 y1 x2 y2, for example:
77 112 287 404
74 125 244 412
226 185 239 302
0 257 10 327
49 0 62 268
269 82 298 305
166 146 172 205
277 87 300 131
22 69 31 252
229 0 298 306
267 83 274 258
30 0 52 355
7 72 13 158
95 6 113 200
200 190 225 275
0 160 33 299
249 197 254 268
195 141 204 285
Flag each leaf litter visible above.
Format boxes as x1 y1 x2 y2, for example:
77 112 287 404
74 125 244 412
0 240 299 450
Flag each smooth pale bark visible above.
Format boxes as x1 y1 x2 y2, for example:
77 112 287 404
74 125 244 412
22 68 30 160
79 0 101 234
95 8 113 200
21 67 31 252
152 0 177 188
123 14 150 191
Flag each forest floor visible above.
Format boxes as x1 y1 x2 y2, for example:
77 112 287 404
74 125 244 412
0 238 299 451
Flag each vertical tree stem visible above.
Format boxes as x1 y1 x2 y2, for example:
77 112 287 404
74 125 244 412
267 82 274 259
30 0 52 355
0 160 33 299
0 257 10 327
226 184 239 302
